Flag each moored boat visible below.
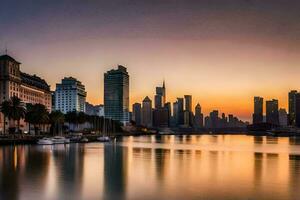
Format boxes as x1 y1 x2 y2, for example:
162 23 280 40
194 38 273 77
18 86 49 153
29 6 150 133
37 138 53 145
97 136 111 142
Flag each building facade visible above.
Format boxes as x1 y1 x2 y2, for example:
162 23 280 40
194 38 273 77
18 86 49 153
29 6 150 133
289 90 297 126
55 77 86 114
132 103 142 126
253 96 263 124
141 96 152 127
0 54 52 132
104 65 129 124
194 103 204 128
266 99 279 126
85 102 104 117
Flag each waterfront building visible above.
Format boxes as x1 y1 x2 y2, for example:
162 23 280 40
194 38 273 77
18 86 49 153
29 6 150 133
85 102 104 117
0 54 52 132
172 101 178 126
104 65 129 124
194 103 203 128
153 108 169 127
266 99 279 126
184 95 192 112
278 108 288 127
177 98 184 125
295 93 300 127
204 116 211 128
55 77 86 114
141 96 152 127
210 110 219 128
165 102 171 126
289 90 297 126
253 96 263 124
132 103 142 126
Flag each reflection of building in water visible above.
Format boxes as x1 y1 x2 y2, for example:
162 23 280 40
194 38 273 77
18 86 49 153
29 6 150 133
253 152 263 187
0 146 22 200
155 148 170 182
289 154 300 197
51 145 84 199
104 145 127 200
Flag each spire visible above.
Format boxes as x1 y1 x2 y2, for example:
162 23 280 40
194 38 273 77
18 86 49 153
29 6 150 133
163 79 165 88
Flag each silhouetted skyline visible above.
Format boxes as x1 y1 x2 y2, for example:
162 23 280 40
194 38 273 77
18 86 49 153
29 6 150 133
1 0 300 121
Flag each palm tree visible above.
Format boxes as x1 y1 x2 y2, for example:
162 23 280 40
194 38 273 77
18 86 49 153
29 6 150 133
65 111 78 131
25 103 49 135
0 100 11 135
10 96 26 133
0 97 26 134
49 111 65 136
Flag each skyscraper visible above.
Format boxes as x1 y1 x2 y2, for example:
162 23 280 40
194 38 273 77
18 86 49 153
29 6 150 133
253 96 263 124
289 90 297 126
155 81 166 109
278 108 288 126
194 103 204 128
266 99 279 126
55 77 86 113
141 96 152 127
184 95 192 112
177 98 184 125
132 103 142 126
295 93 300 127
172 101 178 126
210 110 219 128
104 65 129 124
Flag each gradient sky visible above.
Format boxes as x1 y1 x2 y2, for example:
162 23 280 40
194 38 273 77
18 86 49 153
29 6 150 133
1 0 300 121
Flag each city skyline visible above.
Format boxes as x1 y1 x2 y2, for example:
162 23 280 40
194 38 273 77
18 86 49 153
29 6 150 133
1 0 300 121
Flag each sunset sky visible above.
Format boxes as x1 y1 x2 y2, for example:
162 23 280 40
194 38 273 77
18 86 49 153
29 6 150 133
1 0 300 121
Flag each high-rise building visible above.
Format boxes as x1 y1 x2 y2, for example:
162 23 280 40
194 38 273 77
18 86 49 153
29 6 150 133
165 102 171 126
153 108 169 127
177 98 184 125
295 93 300 127
289 90 297 126
132 103 142 126
104 65 129 124
278 108 288 127
210 110 219 128
55 77 86 114
266 99 279 126
184 95 192 112
154 94 162 109
194 103 203 128
141 96 152 127
0 54 52 132
155 81 166 109
172 101 178 126
253 96 263 124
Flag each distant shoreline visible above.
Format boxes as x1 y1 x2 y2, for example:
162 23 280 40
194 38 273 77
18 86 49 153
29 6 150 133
0 131 298 145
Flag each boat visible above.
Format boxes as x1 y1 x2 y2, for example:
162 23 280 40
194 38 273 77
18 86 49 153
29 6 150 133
97 136 111 142
37 138 53 145
80 137 89 143
51 136 70 144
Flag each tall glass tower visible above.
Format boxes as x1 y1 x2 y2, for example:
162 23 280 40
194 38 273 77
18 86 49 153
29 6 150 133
104 65 129 124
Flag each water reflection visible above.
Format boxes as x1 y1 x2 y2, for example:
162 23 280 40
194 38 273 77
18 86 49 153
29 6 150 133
0 135 300 199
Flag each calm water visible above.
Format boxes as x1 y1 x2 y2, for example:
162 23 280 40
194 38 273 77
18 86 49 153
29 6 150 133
1 135 300 200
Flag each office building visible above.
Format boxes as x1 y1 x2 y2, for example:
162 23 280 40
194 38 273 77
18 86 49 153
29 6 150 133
0 54 52 132
141 96 152 127
278 108 288 126
266 99 279 126
132 103 142 126
289 90 297 126
104 65 129 124
253 96 263 124
194 103 204 128
55 77 86 114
